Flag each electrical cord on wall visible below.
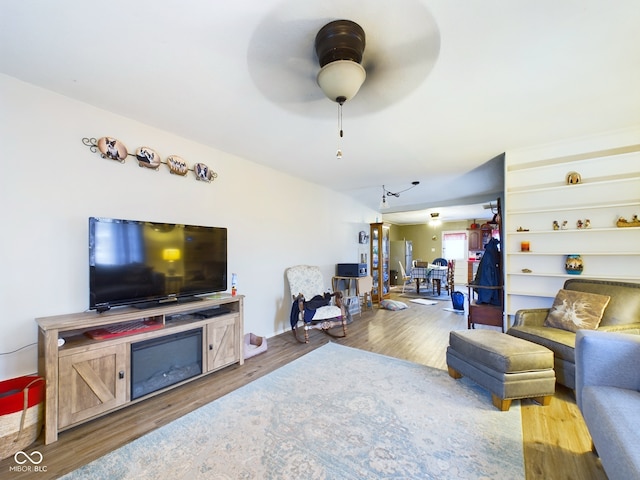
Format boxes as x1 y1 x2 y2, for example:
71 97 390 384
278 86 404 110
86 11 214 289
0 342 37 355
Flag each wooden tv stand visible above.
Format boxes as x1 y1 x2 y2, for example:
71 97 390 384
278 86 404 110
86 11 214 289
36 295 244 444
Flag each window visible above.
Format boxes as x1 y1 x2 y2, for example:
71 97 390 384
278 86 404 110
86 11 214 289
442 231 467 261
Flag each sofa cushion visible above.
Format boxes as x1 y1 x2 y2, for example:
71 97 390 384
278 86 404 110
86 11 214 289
544 289 610 333
581 385 640 480
507 325 576 363
565 279 640 326
449 330 553 373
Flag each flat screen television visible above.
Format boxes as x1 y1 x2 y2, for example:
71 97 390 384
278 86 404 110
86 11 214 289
89 217 227 312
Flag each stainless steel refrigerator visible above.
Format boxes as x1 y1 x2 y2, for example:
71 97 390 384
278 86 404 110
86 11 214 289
390 240 413 276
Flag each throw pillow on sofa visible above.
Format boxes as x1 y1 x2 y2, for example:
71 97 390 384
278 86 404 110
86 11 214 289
544 289 611 332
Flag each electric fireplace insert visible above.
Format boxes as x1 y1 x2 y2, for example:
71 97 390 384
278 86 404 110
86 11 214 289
130 329 203 400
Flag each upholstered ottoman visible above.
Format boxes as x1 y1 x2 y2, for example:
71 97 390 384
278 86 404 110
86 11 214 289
446 329 555 411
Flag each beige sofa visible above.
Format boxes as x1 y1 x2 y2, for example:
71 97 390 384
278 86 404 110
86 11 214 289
507 279 640 389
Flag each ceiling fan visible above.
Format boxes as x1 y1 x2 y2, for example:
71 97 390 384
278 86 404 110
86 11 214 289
314 19 367 105
246 0 441 117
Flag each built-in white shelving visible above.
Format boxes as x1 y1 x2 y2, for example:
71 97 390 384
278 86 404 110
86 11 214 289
504 129 640 319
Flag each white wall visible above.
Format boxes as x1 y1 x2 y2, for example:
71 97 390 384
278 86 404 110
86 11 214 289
0 75 378 380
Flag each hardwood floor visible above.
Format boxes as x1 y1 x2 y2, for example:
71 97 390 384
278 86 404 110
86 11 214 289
1 292 607 479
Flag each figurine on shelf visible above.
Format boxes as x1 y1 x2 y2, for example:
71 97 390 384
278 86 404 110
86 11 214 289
552 220 560 230
561 220 568 230
616 215 640 227
577 219 584 229
517 226 530 232
566 171 582 184
584 219 591 229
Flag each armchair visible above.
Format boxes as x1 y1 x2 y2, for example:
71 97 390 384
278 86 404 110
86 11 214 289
286 265 347 343
575 330 640 480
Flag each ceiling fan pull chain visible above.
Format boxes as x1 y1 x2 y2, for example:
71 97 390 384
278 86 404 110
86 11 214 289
336 102 343 159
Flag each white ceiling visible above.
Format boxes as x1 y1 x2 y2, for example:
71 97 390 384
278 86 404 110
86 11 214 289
383 201 498 225
2 1 638 223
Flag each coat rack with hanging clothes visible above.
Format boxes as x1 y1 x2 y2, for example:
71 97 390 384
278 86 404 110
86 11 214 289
466 199 504 332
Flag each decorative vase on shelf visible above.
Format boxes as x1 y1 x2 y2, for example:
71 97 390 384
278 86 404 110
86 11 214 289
565 254 584 275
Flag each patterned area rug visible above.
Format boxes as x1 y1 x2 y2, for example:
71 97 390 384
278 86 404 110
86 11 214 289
409 298 438 306
62 343 524 479
400 291 452 301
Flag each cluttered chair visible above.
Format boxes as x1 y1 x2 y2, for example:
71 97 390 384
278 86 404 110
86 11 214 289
286 265 347 343
398 261 412 293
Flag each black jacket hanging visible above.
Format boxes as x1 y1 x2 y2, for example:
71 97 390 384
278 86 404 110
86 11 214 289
473 238 501 306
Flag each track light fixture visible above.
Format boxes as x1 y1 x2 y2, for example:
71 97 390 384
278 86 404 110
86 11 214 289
380 193 389 209
379 181 420 209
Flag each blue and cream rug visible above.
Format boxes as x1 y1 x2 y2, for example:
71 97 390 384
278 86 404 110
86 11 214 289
400 291 453 301
63 343 524 479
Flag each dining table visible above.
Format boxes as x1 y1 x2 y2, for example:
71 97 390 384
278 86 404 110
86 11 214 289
410 264 448 295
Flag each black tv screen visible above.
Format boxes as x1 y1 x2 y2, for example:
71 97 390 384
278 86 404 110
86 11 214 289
89 217 227 311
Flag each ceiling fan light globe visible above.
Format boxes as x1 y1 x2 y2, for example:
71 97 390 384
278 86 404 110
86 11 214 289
317 60 366 103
